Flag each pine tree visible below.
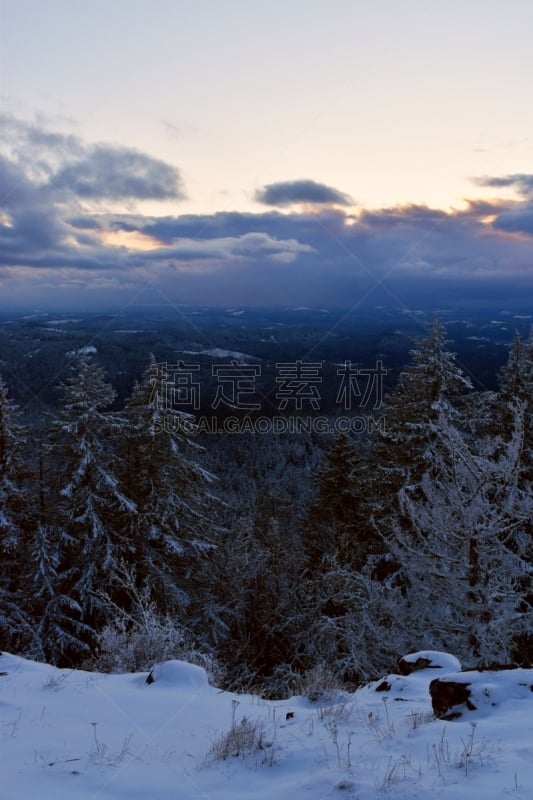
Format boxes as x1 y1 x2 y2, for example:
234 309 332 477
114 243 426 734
0 374 26 554
382 408 533 665
376 314 472 487
497 329 533 482
299 554 394 684
0 374 31 653
370 314 474 566
116 358 220 622
305 434 376 570
42 352 136 662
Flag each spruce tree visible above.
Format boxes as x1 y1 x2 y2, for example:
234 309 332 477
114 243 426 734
376 314 472 486
0 374 26 553
42 352 136 662
305 434 376 570
497 329 533 482
116 359 220 623
0 374 31 653
382 408 533 665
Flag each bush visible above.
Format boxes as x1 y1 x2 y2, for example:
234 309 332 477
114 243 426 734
87 611 222 683
206 706 278 766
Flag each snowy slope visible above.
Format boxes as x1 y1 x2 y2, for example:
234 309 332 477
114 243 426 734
1 651 532 800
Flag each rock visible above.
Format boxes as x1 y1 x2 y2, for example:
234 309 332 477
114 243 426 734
336 779 355 790
430 667 533 719
397 651 461 676
429 677 476 719
145 660 209 688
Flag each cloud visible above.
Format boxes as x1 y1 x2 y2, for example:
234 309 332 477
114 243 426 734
0 114 187 275
256 179 353 207
125 232 315 268
1 118 533 310
470 176 533 236
0 113 185 202
475 173 533 198
493 205 533 235
49 145 185 201
66 216 104 230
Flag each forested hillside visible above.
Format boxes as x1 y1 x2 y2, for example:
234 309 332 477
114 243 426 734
1 319 532 695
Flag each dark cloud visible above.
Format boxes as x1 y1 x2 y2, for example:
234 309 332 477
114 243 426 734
123 232 314 267
357 205 448 228
0 114 188 279
460 199 507 218
48 145 185 201
471 176 533 235
66 216 104 230
1 119 533 310
493 204 533 235
475 174 533 197
0 153 45 211
140 208 348 247
0 114 85 184
256 179 353 207
0 114 185 202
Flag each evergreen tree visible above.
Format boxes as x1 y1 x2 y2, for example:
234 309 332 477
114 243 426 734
42 352 136 662
299 554 394 684
305 434 376 570
382 407 533 665
497 329 533 481
208 511 309 695
370 314 474 566
116 359 220 623
376 314 472 488
0 374 32 652
301 434 391 685
0 374 26 553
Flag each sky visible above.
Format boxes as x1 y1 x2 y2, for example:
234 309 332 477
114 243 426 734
1 0 533 310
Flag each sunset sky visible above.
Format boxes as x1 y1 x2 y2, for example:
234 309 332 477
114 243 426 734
1 0 533 309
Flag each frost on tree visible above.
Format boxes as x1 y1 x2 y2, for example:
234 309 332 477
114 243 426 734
0 374 25 552
383 405 533 665
376 314 472 487
44 352 137 660
497 328 533 484
116 357 220 618
0 374 30 652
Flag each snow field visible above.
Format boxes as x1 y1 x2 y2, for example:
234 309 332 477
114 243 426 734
1 652 533 799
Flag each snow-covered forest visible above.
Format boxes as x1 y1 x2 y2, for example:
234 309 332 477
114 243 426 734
1 318 532 694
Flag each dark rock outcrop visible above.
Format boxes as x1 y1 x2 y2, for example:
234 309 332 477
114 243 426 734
429 677 476 719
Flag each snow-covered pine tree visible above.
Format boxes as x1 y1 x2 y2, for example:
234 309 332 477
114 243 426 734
495 328 533 662
0 374 32 652
370 313 474 570
116 358 220 624
375 314 473 489
299 435 393 685
381 405 533 665
497 329 533 482
42 351 137 662
0 374 26 554
305 434 376 570
298 553 395 684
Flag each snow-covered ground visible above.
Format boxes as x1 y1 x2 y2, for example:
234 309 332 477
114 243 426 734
179 348 259 361
1 651 532 799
